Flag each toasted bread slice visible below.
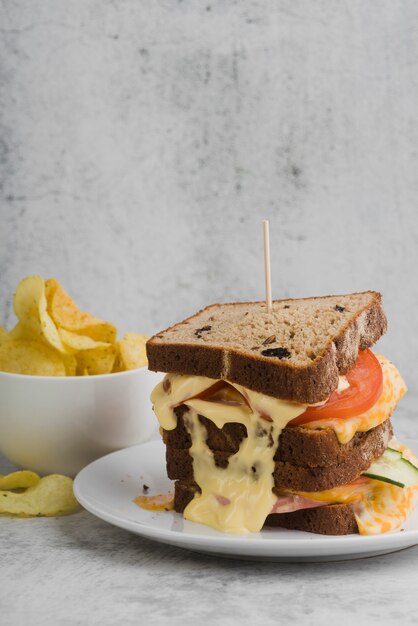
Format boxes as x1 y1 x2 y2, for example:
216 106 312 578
163 408 393 469
166 419 392 492
265 504 358 535
174 481 358 535
147 291 386 403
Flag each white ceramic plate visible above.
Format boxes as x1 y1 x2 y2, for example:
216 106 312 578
74 439 418 562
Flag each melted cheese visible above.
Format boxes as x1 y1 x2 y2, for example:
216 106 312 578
301 355 406 443
134 493 174 511
151 376 306 533
287 441 418 534
152 375 219 430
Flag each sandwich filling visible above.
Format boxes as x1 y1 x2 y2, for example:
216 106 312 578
151 353 410 534
297 355 406 444
274 440 418 535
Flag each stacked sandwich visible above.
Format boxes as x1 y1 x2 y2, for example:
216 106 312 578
147 292 418 535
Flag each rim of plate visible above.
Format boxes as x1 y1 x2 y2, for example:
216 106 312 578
73 440 418 552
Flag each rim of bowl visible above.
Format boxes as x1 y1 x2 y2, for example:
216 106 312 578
0 366 161 381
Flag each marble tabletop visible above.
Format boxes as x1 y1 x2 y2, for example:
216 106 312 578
2 406 418 626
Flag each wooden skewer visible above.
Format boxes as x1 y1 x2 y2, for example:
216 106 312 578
263 219 272 313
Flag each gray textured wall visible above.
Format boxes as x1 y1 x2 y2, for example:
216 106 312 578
1 1 417 402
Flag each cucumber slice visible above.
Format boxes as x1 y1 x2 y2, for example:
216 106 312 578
362 448 418 488
384 447 403 461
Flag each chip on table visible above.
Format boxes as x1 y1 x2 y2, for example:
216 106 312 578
0 470 80 517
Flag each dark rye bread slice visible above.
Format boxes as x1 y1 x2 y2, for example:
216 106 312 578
265 504 358 535
164 407 394 468
165 419 393 492
147 291 386 403
174 480 358 535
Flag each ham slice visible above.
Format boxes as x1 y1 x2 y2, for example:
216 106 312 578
214 493 330 512
215 495 231 506
270 495 329 514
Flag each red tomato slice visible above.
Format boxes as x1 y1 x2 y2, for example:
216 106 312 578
289 349 383 426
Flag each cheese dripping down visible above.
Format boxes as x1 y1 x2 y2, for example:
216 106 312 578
151 375 310 533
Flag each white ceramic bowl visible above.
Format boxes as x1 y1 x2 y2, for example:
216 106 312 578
0 368 163 476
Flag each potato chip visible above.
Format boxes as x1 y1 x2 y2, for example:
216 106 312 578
13 276 67 353
8 322 75 374
0 339 66 376
117 333 149 370
111 355 123 373
8 322 31 340
44 276 59 309
0 470 40 490
8 321 49 343
46 279 117 344
58 328 111 353
4 276 148 377
76 345 116 375
0 326 10 347
62 353 77 376
0 474 79 516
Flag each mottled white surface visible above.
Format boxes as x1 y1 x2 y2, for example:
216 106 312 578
1 1 418 623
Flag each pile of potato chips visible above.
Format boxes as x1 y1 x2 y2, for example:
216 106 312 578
0 276 149 376
0 470 79 516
